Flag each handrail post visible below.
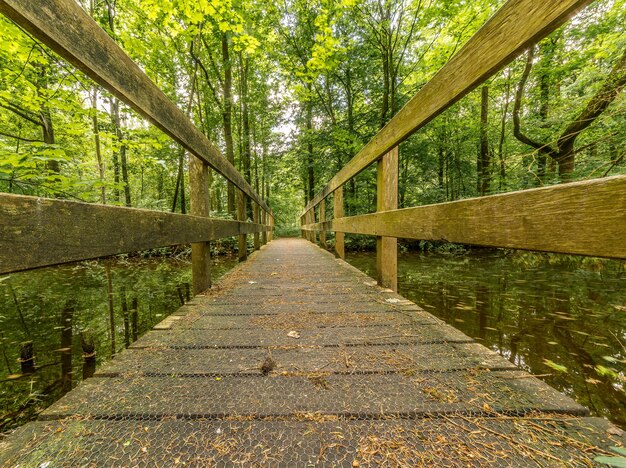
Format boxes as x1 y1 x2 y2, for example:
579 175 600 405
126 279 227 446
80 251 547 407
189 156 211 294
319 199 327 249
262 210 268 245
307 210 313 242
269 214 274 242
237 190 247 262
376 147 398 291
309 207 317 244
333 186 345 259
253 203 260 251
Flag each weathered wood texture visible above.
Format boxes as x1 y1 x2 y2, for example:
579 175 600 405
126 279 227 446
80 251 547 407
237 191 248 262
253 204 260 251
303 213 309 241
319 199 327 249
303 176 626 259
0 194 269 274
333 187 345 259
376 147 398 291
261 211 267 245
302 0 591 214
189 157 211 294
0 0 269 214
307 210 316 243
267 213 274 242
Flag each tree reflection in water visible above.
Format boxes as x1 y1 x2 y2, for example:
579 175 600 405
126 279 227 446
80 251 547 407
0 255 237 433
347 248 626 428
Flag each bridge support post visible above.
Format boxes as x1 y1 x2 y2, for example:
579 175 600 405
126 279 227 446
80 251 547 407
333 187 345 259
189 156 211 294
253 203 260 250
237 190 248 262
309 209 317 244
319 199 327 249
269 215 274 242
261 211 268 245
376 147 398 291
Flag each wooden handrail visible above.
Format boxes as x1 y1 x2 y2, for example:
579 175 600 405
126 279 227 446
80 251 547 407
0 193 271 274
302 176 626 260
0 0 270 215
301 0 591 216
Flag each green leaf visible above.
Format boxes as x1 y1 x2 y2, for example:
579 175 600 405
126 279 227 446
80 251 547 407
594 456 626 467
543 359 568 373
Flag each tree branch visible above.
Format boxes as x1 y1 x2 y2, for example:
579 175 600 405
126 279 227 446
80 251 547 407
189 39 223 109
0 101 42 127
0 131 43 142
557 47 626 154
512 47 557 159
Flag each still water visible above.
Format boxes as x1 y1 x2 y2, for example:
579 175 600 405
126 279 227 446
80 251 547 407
0 255 237 432
347 249 626 428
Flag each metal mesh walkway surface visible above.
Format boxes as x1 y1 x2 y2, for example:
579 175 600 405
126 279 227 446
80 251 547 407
1 238 623 466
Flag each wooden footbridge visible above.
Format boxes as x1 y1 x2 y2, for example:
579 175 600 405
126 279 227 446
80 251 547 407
1 0 625 465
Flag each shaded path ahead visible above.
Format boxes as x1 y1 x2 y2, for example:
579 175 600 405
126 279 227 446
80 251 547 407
1 239 623 465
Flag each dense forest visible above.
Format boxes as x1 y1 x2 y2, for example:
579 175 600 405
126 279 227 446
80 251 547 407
0 0 624 232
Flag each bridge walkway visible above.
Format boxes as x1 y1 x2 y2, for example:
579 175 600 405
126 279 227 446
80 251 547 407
0 238 623 465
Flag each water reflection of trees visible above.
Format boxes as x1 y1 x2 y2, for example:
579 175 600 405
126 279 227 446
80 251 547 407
0 257 205 432
349 250 626 429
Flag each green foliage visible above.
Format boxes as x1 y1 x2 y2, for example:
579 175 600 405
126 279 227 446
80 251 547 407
596 447 626 467
0 0 624 228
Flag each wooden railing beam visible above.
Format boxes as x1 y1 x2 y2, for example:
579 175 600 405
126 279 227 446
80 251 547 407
0 193 269 274
302 176 626 260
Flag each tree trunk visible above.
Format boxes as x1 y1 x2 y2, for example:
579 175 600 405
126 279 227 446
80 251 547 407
478 85 490 195
131 298 138 342
60 299 74 394
537 40 556 182
222 33 236 215
110 99 131 207
497 72 511 190
437 142 445 194
120 285 130 348
381 49 390 129
306 96 314 202
239 53 252 219
105 262 116 356
109 99 121 203
36 65 59 175
91 88 106 204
